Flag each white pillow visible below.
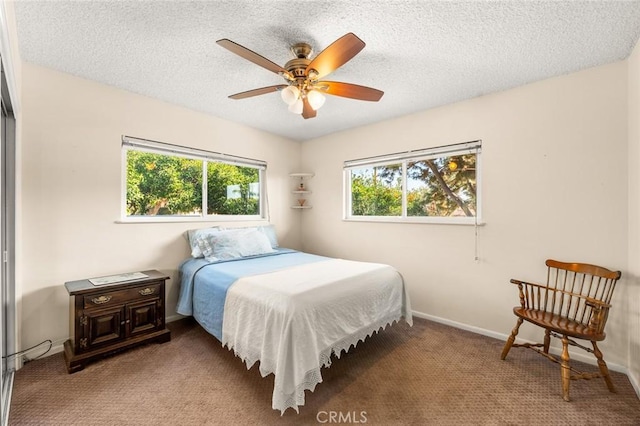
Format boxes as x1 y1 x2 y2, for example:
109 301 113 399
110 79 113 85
222 224 279 248
196 227 248 259
257 225 279 248
185 227 221 258
203 228 275 261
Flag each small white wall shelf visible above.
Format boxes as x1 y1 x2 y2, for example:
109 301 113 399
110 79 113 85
289 172 314 209
289 172 315 179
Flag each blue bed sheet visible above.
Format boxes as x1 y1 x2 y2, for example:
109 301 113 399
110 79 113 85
176 248 329 340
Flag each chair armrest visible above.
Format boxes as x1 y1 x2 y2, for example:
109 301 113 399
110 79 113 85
585 297 611 309
585 297 611 332
509 279 551 309
509 279 548 290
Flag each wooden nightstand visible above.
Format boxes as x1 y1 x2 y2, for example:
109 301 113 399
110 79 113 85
63 269 171 373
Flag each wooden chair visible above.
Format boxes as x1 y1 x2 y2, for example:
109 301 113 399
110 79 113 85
500 259 622 401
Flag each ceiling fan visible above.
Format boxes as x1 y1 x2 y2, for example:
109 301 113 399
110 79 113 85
216 33 384 119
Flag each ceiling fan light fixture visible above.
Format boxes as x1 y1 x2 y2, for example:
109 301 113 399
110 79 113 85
307 69 319 80
281 85 300 105
307 90 326 110
218 33 384 119
288 98 304 114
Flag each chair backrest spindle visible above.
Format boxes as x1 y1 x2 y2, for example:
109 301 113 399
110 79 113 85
544 259 621 329
549 268 558 313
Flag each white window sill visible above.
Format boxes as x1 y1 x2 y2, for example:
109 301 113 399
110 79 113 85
343 216 485 225
116 215 266 224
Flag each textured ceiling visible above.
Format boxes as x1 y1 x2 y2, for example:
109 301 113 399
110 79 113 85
13 1 640 142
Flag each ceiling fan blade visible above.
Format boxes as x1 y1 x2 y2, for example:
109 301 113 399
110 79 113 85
228 85 288 100
217 39 289 76
320 81 384 101
302 97 317 119
306 33 365 79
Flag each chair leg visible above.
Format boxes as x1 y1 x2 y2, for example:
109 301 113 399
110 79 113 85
501 318 523 360
561 335 571 402
543 329 551 354
592 341 616 393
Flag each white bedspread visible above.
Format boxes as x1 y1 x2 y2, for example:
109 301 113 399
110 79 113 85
221 258 412 413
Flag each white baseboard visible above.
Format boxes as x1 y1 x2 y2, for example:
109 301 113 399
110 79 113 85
49 344 64 358
166 313 187 323
31 337 67 362
411 310 628 374
628 369 640 397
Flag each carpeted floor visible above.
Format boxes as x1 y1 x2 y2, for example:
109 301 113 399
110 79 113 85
8 317 640 425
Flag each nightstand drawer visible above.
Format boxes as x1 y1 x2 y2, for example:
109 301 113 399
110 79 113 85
83 282 162 309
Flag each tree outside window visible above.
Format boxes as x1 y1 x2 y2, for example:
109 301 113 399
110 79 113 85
346 144 480 222
125 149 261 218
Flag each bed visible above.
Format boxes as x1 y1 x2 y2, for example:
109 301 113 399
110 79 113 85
176 227 412 414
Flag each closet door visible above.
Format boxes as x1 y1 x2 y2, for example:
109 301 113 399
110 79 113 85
0 92 4 420
0 61 16 426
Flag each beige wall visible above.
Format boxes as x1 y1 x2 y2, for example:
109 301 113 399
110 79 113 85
301 61 630 367
19 63 301 352
627 39 640 392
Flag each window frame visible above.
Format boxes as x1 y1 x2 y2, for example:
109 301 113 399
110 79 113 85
343 141 482 225
120 136 267 223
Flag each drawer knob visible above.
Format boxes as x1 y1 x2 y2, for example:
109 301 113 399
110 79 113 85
91 295 112 305
139 287 155 296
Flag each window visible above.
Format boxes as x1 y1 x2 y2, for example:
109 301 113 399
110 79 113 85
344 141 481 224
122 136 266 221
